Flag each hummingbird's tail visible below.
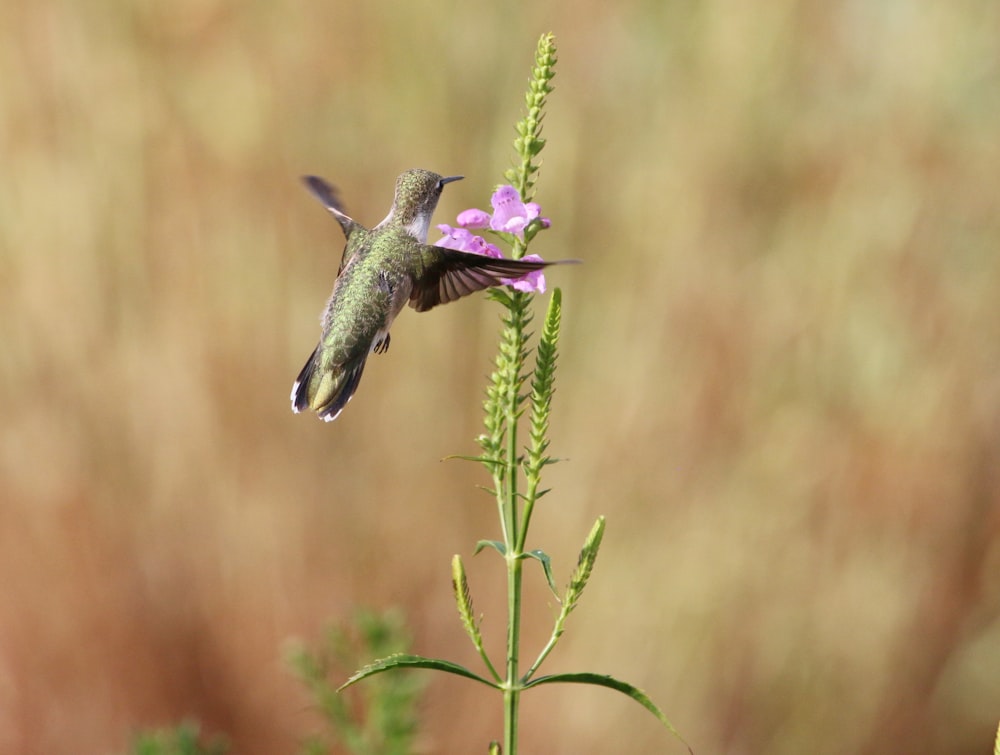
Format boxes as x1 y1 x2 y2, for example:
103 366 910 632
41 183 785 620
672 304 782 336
290 346 368 422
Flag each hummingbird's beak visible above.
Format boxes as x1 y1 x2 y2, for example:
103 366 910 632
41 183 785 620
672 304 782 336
440 175 464 186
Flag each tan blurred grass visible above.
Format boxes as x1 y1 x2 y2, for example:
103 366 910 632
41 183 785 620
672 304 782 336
2 2 1000 753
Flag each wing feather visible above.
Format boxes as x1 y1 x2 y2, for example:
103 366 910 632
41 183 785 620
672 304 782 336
409 249 551 312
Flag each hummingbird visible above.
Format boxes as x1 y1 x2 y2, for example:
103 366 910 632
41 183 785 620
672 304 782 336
291 168 563 422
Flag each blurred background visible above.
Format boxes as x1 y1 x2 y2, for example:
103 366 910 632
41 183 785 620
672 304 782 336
2 1 1000 753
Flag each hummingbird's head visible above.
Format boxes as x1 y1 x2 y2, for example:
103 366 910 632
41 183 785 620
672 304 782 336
388 169 463 242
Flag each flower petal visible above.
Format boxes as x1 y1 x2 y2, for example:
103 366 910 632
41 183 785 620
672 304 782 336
457 208 491 229
435 224 481 253
489 185 524 232
488 185 548 239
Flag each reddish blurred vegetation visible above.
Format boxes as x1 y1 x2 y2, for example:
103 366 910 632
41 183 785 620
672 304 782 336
2 2 999 754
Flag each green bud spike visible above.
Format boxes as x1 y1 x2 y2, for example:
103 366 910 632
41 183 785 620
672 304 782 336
564 516 606 614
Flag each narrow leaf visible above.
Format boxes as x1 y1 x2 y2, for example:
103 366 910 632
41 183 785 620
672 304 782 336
486 288 514 308
474 539 507 557
519 549 560 600
523 672 691 753
340 654 497 692
442 453 506 465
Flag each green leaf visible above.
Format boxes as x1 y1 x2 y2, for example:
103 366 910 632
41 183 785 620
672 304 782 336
474 539 507 557
340 654 497 692
486 287 513 308
442 453 505 465
519 549 560 600
522 673 691 753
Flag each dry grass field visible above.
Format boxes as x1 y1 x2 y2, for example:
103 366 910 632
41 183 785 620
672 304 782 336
2 2 999 753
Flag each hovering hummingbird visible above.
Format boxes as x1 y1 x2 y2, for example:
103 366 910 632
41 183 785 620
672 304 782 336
291 168 565 422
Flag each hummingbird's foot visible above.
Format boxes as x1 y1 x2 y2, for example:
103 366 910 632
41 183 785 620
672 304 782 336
373 332 391 354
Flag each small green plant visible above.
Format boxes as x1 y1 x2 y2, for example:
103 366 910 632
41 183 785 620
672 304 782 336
341 33 689 754
129 721 228 755
287 608 424 755
128 610 418 755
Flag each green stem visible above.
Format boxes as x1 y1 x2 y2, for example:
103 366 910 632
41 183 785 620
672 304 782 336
516 474 538 555
495 32 556 746
495 482 512 548
504 554 523 753
501 292 526 755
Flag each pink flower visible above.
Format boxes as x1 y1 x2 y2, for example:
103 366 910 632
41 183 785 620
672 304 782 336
435 224 503 257
455 185 551 240
456 208 491 229
488 185 546 238
506 253 547 293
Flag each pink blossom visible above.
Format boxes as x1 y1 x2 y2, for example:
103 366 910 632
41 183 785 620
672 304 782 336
436 224 503 257
505 254 547 293
487 186 549 238
456 208 491 229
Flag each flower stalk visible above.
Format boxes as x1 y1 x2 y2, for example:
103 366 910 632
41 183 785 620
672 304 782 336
488 34 557 754
341 32 687 755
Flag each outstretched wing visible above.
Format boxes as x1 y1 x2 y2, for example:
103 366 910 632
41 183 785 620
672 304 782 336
409 247 553 312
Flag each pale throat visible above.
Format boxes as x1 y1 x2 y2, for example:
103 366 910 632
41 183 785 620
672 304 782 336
374 209 432 243
403 213 432 243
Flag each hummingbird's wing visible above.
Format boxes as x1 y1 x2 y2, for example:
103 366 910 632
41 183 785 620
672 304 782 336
302 176 356 232
302 176 365 274
409 248 552 312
